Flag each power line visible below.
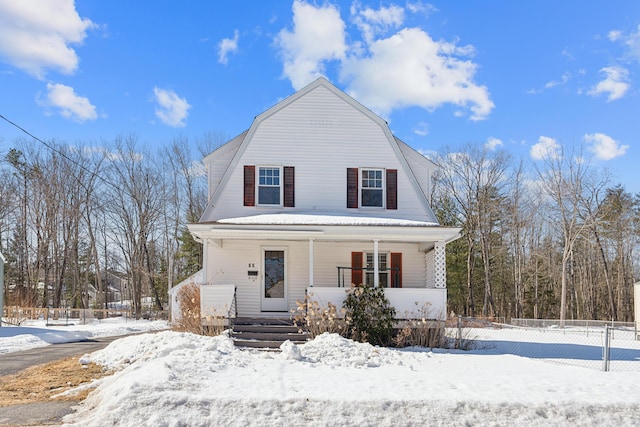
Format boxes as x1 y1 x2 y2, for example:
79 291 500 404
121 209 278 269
0 113 120 193
0 113 191 226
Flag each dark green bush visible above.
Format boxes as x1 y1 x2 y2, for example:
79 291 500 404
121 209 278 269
344 285 395 346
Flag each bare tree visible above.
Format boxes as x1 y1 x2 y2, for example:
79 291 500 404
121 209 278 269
434 144 510 317
536 146 595 324
105 136 164 317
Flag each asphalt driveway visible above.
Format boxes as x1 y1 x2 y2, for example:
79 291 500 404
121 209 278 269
0 335 130 426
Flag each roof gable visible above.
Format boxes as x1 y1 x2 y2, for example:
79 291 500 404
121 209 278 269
200 77 438 223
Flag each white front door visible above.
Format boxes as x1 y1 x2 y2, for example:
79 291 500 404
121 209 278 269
261 248 288 311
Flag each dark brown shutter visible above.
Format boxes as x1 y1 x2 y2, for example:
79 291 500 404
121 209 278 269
347 168 358 208
351 252 363 286
243 165 255 207
284 166 295 207
386 169 397 210
391 252 402 288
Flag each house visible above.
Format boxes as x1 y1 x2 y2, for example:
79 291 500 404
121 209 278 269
188 78 461 321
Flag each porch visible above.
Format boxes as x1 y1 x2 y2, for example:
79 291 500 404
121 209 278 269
188 214 460 319
305 286 447 321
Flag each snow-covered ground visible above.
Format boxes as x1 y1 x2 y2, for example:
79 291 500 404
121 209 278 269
2 320 639 426
0 317 168 354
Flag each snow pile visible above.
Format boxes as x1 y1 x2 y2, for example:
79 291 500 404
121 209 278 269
61 331 640 427
0 318 168 354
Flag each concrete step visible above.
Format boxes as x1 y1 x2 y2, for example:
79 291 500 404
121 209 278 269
231 317 308 349
233 324 300 334
233 339 307 350
233 317 296 326
232 331 307 342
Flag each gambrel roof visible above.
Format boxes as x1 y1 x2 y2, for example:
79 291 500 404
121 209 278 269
200 77 440 225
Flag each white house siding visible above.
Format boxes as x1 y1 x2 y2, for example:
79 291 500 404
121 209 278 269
204 132 245 202
206 240 309 317
397 139 436 213
205 85 432 223
205 239 433 317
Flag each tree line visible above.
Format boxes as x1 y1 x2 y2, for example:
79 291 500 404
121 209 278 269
0 136 637 321
432 143 639 322
0 135 222 317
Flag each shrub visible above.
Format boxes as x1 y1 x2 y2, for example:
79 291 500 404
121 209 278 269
393 302 446 348
393 319 446 348
291 293 347 339
173 283 226 336
344 285 395 346
173 283 202 334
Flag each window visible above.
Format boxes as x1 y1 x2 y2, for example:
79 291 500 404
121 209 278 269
347 168 397 210
361 169 383 207
258 167 281 205
365 252 388 288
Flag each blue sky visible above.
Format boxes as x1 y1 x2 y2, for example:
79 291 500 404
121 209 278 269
0 1 638 191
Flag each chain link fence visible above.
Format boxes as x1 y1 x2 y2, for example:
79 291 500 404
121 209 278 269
450 317 640 372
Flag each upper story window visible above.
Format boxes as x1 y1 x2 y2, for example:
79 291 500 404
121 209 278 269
244 165 294 208
347 167 397 210
361 169 384 207
258 166 281 206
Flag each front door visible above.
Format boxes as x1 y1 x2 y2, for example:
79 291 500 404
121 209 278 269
261 248 288 311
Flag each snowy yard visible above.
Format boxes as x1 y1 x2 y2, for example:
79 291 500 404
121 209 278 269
1 319 640 426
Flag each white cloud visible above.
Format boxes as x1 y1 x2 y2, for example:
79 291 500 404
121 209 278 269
607 30 622 42
485 137 503 151
38 83 97 122
527 72 571 94
588 66 630 101
412 122 429 136
274 1 493 121
530 136 560 160
608 25 640 63
341 27 493 120
406 2 438 16
218 30 239 65
0 0 94 78
544 72 571 89
351 3 404 44
584 132 628 160
274 0 346 89
153 87 191 128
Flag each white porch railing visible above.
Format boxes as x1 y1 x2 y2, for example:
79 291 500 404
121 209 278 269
306 287 447 321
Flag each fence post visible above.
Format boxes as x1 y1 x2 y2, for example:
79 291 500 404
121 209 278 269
457 315 462 349
602 325 610 372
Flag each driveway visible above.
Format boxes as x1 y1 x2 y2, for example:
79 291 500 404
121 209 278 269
0 336 130 426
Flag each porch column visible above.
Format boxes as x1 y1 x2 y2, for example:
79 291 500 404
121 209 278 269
308 238 315 287
203 240 209 284
373 239 379 288
434 241 446 289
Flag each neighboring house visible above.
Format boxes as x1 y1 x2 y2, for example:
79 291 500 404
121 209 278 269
188 78 461 321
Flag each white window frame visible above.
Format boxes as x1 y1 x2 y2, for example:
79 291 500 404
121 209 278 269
257 166 283 206
360 168 385 208
365 252 389 288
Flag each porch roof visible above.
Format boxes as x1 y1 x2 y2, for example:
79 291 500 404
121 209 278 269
189 213 461 246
